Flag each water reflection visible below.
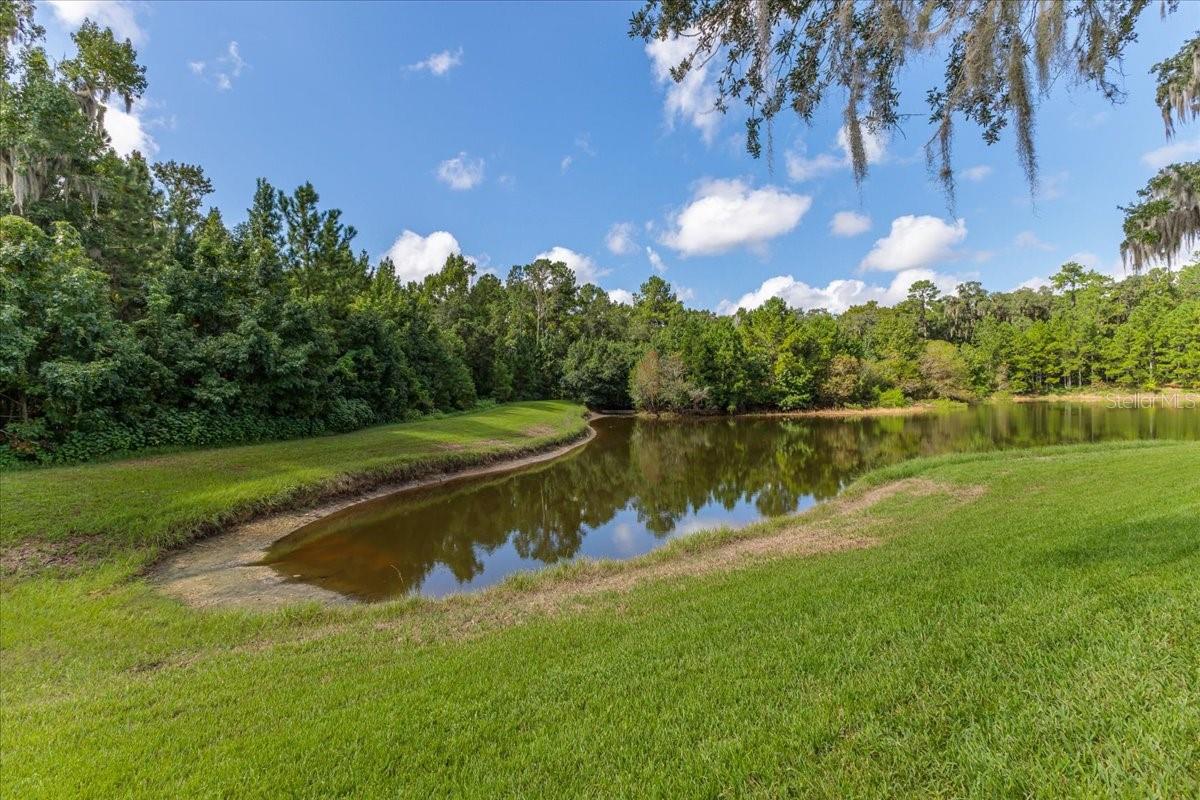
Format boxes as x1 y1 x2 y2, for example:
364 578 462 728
261 403 1200 600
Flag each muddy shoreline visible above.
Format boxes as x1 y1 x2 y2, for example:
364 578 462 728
151 408 940 609
153 424 597 609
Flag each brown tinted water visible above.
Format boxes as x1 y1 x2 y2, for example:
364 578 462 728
260 403 1200 600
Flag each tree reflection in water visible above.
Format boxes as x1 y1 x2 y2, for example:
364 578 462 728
261 404 1199 600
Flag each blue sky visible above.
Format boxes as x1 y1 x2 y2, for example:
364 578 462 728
38 1 1200 312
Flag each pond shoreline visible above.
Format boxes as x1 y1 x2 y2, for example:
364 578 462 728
151 423 597 608
740 404 941 419
154 398 1200 607
602 390 1200 419
1010 390 1200 405
596 404 942 421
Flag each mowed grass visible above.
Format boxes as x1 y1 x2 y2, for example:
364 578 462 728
0 400 588 555
1 440 1197 797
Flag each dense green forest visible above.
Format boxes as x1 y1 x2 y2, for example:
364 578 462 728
2 3 1199 465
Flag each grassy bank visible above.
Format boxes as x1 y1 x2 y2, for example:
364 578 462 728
2 439 1197 797
0 400 588 562
1010 388 1200 403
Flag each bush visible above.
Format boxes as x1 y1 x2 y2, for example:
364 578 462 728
0 445 21 470
326 398 377 433
918 341 975 401
2 405 398 468
821 354 864 407
629 349 704 414
875 387 908 408
561 338 640 409
930 398 969 412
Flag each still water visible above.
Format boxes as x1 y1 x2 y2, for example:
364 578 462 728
261 402 1199 601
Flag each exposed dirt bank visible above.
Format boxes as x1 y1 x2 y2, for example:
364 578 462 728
155 472 984 614
152 425 596 608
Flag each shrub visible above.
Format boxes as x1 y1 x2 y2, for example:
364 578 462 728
327 398 377 432
821 354 864 407
930 398 969 412
875 387 908 408
629 349 698 414
2 406 399 468
561 338 640 409
918 341 976 401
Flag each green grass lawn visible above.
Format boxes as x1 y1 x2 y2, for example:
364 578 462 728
0 400 588 558
2 436 1198 797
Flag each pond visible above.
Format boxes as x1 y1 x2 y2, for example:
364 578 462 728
260 402 1200 601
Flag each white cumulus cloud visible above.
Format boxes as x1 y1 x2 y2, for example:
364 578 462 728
48 0 144 43
1012 248 1129 294
1042 171 1069 200
221 41 245 87
1015 249 1131 292
607 288 635 305
645 246 667 273
605 222 636 255
1141 137 1200 169
1068 250 1126 279
561 133 596 172
437 152 485 190
1016 276 1053 291
645 35 720 143
960 165 993 182
785 150 843 182
384 230 462 282
860 215 967 272
830 211 871 237
102 101 157 157
535 246 607 283
1014 171 1068 205
787 125 887 182
190 41 246 91
409 47 463 76
661 179 812 257
1014 231 1054 251
717 269 963 315
836 125 887 164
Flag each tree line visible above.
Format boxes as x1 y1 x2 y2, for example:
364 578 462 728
2 2 1198 465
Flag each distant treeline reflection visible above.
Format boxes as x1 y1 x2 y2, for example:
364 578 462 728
263 405 1199 600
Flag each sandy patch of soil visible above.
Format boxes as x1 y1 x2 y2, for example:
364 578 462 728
0 538 84 579
434 438 506 452
503 478 982 607
363 478 987 645
522 424 558 436
152 425 596 609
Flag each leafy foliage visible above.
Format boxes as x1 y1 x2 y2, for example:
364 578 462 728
1153 33 1200 137
2 2 1199 465
1120 161 1200 272
631 0 1175 201
629 349 700 414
